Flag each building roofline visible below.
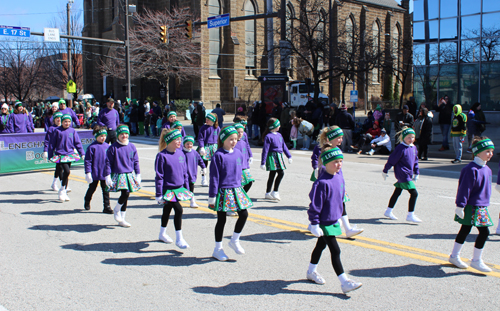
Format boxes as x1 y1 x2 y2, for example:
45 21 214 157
342 0 406 12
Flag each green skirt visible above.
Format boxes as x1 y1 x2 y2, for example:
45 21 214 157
310 170 316 182
265 152 286 171
107 172 141 193
210 187 253 212
241 169 255 186
162 187 193 202
394 181 416 190
455 205 494 227
320 222 342 236
199 143 218 161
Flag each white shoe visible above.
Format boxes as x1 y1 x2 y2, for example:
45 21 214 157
470 259 492 272
345 225 364 238
212 248 229 261
190 198 199 208
228 240 245 254
448 255 468 269
265 193 275 200
341 279 362 294
307 271 325 285
227 211 236 216
58 188 67 202
496 226 500 235
366 150 374 156
201 176 208 187
159 234 173 243
271 191 281 201
51 180 60 191
113 204 123 223
63 191 70 201
406 214 422 223
384 209 398 220
118 220 131 227
176 239 190 249
66 186 71 193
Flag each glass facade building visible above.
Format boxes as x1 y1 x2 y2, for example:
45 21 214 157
413 0 500 110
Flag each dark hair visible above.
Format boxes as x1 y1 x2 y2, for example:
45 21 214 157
92 125 104 136
217 126 237 149
471 102 481 112
261 117 278 142
216 103 221 108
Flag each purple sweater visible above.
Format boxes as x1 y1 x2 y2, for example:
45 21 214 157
497 162 500 185
235 136 252 170
155 148 189 196
43 125 58 157
209 148 244 197
52 127 85 156
311 145 321 169
59 107 80 127
261 132 292 165
6 113 31 133
456 162 492 208
161 122 186 137
183 149 206 183
308 171 345 226
97 107 120 130
198 125 220 147
383 143 419 183
85 141 110 181
105 142 140 175
1 114 10 133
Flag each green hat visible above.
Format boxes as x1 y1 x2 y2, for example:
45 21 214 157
164 129 182 145
327 128 343 140
233 123 245 130
58 99 66 105
239 120 248 125
15 102 23 108
171 121 182 128
219 126 238 142
53 112 63 119
320 147 343 165
206 113 217 123
167 111 177 118
183 135 195 145
471 139 494 156
94 129 108 139
269 119 281 130
116 125 130 135
402 128 416 140
61 114 71 121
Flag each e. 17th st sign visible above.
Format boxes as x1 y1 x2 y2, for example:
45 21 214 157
0 25 31 38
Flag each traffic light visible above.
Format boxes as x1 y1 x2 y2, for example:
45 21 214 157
185 20 193 39
160 25 168 44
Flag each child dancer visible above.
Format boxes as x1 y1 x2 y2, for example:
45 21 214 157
155 128 193 249
171 121 184 137
234 123 254 193
382 127 421 223
198 113 220 186
311 126 363 238
209 126 253 261
84 126 112 213
162 111 186 136
290 111 298 150
260 118 292 201
49 114 85 202
105 124 141 227
449 137 495 272
307 145 362 294
182 135 206 208
43 112 63 191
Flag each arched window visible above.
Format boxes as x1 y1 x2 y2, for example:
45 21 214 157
346 16 354 53
372 21 380 82
209 0 221 77
393 24 401 73
245 0 256 76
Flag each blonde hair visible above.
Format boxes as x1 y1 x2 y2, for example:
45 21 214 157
317 125 340 148
318 143 335 166
158 128 177 152
396 126 411 144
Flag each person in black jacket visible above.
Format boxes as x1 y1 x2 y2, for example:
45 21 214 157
191 101 205 140
334 103 355 152
251 101 261 140
436 95 453 151
137 100 145 135
417 108 433 160
129 101 139 136
395 105 414 144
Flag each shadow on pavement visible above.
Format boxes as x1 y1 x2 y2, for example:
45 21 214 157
243 230 313 244
406 233 477 242
101 252 215 267
22 209 84 216
192 279 351 299
29 224 114 233
349 218 418 226
349 263 485 278
149 213 216 220
62 241 162 253
251 204 307 212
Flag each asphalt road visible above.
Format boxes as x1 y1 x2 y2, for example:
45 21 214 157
1 135 500 310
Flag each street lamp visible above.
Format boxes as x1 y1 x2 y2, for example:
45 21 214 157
124 2 136 100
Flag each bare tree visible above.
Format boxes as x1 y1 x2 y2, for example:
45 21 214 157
413 44 442 107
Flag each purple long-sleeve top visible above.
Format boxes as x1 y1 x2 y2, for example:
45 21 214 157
97 107 120 130
105 142 140 175
311 145 321 169
261 132 292 165
209 148 244 197
235 136 252 170
197 125 220 148
52 126 85 156
456 162 492 208
155 148 189 196
59 107 80 127
0 114 10 133
44 115 53 132
383 143 419 183
241 132 253 158
43 125 58 157
308 171 345 226
183 149 206 183
6 113 31 133
85 141 110 181
161 122 186 137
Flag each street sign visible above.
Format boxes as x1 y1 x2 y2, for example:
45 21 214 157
233 86 238 99
207 13 230 29
350 90 358 102
44 28 60 42
0 25 30 38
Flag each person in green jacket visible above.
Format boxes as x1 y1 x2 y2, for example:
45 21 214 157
450 104 467 164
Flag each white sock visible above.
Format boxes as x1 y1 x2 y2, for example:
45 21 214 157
53 177 58 184
386 207 393 213
472 247 484 262
215 241 223 249
121 211 127 219
338 273 348 284
159 226 166 237
265 192 271 195
175 230 183 240
231 232 241 242
308 263 318 274
408 211 415 217
451 242 464 257
341 215 352 231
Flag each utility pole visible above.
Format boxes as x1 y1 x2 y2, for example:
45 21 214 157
67 0 74 108
124 0 132 100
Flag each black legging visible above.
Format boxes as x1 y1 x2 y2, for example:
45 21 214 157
310 235 344 276
215 210 248 242
243 181 253 193
58 163 72 187
118 190 129 211
54 165 61 179
266 170 284 193
342 202 347 216
455 225 490 249
418 141 428 158
189 182 195 193
203 160 208 171
84 180 110 207
161 201 183 229
388 187 418 212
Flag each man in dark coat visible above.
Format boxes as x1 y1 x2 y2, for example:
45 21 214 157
436 95 454 151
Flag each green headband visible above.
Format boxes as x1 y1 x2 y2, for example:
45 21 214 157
239 120 248 125
15 102 23 108
472 139 494 156
171 121 182 128
233 123 245 130
167 111 177 118
219 126 238 142
269 119 281 130
183 135 195 145
164 129 182 145
94 129 108 139
53 112 63 119
61 114 71 121
327 128 343 140
321 147 344 165
116 125 130 135
402 128 416 140
207 113 217 123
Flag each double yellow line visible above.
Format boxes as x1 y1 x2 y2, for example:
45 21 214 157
47 171 500 277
